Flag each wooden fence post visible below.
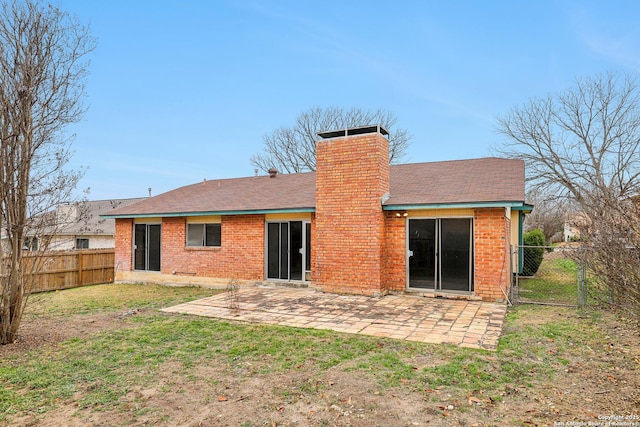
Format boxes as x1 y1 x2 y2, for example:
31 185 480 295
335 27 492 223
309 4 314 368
77 251 83 287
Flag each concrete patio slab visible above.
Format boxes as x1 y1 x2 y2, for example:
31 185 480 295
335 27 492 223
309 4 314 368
161 286 507 350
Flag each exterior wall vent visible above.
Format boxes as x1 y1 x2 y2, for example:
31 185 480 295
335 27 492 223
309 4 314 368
317 124 389 140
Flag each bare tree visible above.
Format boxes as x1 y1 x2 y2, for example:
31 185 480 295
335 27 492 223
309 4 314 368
250 106 412 174
0 0 94 344
496 72 640 317
523 191 570 243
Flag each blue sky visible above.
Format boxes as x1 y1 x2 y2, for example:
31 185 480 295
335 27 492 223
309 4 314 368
56 0 640 200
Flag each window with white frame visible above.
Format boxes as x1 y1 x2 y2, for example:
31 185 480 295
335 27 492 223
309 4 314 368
75 238 89 249
23 237 38 251
186 223 221 247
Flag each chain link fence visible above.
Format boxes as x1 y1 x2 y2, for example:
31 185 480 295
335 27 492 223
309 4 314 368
511 245 587 306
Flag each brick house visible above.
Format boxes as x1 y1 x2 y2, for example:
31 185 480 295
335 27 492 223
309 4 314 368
105 126 531 301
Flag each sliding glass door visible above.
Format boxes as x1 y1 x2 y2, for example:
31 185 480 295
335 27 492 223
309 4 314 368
134 224 161 271
408 218 473 292
267 221 310 281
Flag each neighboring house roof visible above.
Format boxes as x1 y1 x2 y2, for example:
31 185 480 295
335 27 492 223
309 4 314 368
54 198 147 235
1 198 147 242
104 157 526 218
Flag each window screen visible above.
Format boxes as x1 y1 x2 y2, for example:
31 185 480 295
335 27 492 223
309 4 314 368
75 238 89 249
205 224 221 246
187 223 221 247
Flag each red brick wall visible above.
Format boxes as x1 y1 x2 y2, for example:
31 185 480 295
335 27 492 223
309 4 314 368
115 218 133 272
116 216 265 281
160 215 265 280
474 208 510 301
315 131 390 295
383 212 406 292
381 210 512 300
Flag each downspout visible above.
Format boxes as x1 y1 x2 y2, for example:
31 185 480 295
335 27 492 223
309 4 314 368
518 210 524 274
500 207 513 305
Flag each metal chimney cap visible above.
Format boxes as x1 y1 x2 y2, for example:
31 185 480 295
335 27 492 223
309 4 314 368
317 125 389 139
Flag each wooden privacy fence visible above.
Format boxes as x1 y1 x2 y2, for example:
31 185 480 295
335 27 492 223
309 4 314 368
17 249 115 293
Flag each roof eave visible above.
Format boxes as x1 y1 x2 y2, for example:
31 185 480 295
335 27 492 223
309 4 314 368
383 201 529 210
101 207 317 219
513 203 534 213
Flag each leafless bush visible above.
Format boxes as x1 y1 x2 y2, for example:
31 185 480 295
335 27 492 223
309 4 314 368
579 201 640 319
225 278 239 311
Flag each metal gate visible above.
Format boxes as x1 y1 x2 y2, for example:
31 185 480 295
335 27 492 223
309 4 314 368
511 245 587 306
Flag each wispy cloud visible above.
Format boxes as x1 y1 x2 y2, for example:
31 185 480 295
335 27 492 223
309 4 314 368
241 2 494 124
571 6 640 70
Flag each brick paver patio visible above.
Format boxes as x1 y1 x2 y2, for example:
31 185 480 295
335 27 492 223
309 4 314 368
161 285 507 350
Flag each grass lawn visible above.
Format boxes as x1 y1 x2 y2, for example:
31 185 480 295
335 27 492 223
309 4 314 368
0 283 638 426
518 251 614 306
518 251 582 305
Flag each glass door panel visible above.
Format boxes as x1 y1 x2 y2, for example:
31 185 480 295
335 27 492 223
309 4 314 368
134 224 146 271
440 218 472 291
408 219 436 289
279 223 289 279
267 223 280 279
147 224 161 272
305 222 311 281
289 221 303 281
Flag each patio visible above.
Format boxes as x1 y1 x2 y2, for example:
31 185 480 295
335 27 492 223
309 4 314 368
162 285 507 350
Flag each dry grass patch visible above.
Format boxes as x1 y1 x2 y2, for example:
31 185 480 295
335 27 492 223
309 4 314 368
0 284 638 426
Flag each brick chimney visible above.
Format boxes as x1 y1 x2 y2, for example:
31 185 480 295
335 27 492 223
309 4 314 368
314 125 390 295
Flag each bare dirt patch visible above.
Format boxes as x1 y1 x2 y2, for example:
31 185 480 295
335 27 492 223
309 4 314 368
2 306 639 426
0 311 131 358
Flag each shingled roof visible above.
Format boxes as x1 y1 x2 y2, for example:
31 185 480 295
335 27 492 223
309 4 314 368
105 157 525 218
57 198 147 234
385 157 525 206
